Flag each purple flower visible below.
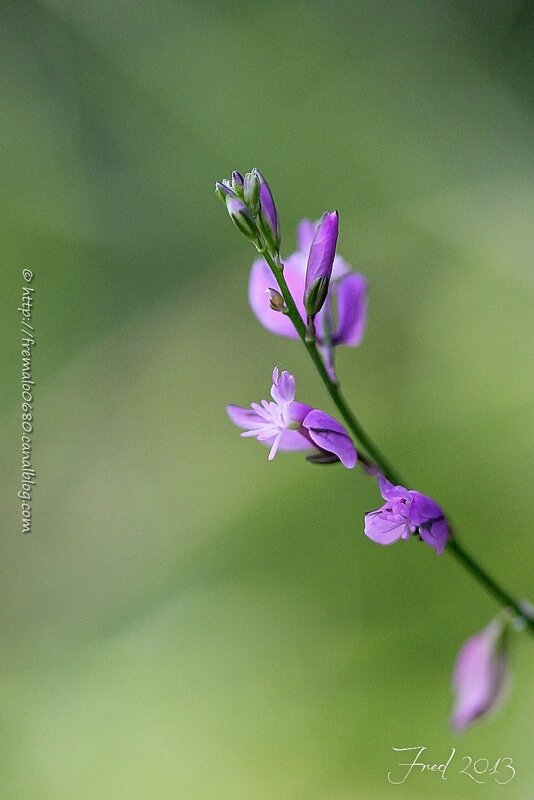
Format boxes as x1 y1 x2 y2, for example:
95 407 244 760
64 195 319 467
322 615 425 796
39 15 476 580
304 211 339 317
364 475 450 554
451 619 510 730
227 368 357 467
249 218 367 349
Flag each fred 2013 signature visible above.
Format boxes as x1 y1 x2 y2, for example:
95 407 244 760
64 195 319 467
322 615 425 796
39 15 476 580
387 746 515 785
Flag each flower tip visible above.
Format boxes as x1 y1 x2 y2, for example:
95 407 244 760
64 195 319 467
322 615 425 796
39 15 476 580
450 619 510 731
215 181 234 201
252 168 280 253
303 211 340 316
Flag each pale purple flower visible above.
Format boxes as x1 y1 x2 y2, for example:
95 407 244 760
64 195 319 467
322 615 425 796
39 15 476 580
226 368 357 467
249 218 367 349
364 475 450 554
304 211 339 317
451 618 510 730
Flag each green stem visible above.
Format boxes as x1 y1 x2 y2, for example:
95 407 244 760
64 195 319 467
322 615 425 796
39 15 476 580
448 539 534 633
262 250 401 480
261 248 534 636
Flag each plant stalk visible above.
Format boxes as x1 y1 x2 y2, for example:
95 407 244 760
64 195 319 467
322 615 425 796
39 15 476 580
260 248 534 636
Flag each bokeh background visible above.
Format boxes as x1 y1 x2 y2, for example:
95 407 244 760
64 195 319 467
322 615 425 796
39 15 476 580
1 1 534 797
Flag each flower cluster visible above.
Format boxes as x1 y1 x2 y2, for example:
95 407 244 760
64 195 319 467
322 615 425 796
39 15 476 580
216 166 528 731
215 168 280 254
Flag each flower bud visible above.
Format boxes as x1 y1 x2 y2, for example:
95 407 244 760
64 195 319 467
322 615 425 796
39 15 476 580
215 181 237 202
225 196 259 243
450 617 510 730
304 211 338 317
266 287 286 312
244 171 260 213
232 171 244 198
232 170 243 187
252 168 280 254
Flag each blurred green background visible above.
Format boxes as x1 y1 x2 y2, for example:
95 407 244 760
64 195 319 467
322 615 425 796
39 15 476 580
1 1 534 797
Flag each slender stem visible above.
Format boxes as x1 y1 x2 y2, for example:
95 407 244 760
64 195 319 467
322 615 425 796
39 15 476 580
260 247 534 636
448 539 534 633
262 250 401 480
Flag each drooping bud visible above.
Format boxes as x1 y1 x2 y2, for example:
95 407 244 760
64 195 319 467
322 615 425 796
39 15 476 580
450 617 510 731
252 168 280 254
266 287 286 312
304 211 339 317
225 196 259 243
243 171 260 213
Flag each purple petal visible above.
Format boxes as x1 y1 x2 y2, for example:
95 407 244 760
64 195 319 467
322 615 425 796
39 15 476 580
303 409 348 437
304 211 339 297
332 273 368 346
377 474 411 503
303 409 357 468
409 491 444 524
231 170 243 187
226 404 264 429
419 517 450 555
288 401 313 424
248 254 305 339
254 169 279 245
271 369 295 404
451 621 509 730
215 181 237 200
364 507 410 545
260 429 315 453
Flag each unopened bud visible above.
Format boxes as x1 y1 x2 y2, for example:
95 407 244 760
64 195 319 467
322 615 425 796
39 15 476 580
266 287 286 312
304 210 338 317
225 196 259 242
304 276 330 319
215 181 236 202
252 168 280 254
244 171 260 213
232 171 244 197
